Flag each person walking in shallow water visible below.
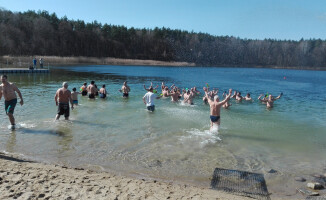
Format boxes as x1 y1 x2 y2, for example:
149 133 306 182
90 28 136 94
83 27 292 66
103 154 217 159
206 88 232 131
0 75 24 129
99 85 107 99
87 81 96 99
55 82 74 120
143 86 160 112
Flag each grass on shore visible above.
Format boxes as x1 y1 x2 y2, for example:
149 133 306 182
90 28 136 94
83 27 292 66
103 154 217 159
0 55 195 68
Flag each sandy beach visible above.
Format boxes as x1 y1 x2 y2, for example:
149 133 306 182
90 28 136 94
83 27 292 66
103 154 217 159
0 153 258 200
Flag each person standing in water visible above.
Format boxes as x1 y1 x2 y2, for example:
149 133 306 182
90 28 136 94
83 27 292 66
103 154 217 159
55 82 74 120
143 87 160 112
258 93 283 108
0 75 24 129
71 88 80 106
206 88 232 130
120 81 130 98
80 82 88 96
170 87 180 102
87 81 96 99
243 93 252 101
182 88 195 105
99 84 107 99
222 91 232 109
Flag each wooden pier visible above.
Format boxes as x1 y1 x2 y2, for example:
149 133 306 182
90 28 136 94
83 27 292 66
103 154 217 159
0 68 49 74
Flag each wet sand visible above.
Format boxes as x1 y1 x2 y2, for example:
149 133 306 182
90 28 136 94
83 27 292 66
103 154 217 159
0 153 257 200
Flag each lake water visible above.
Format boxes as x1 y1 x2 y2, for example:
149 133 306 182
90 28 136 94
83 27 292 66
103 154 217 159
1 65 326 196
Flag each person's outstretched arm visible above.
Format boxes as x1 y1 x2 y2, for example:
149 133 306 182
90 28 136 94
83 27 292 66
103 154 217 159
258 94 266 102
218 89 232 105
274 92 283 100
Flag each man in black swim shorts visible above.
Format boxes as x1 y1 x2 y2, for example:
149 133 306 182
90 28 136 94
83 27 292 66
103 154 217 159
120 81 130 98
55 82 74 120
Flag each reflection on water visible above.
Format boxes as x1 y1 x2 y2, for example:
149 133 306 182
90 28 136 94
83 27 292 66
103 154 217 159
0 65 326 190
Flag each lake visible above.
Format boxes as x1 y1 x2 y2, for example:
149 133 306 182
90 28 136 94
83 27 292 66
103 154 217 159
1 65 326 195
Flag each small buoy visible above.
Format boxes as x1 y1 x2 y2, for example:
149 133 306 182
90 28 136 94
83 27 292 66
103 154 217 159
283 76 286 80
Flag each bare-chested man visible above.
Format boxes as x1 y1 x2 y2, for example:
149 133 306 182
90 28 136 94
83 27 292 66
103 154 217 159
206 89 232 130
162 86 170 97
222 91 232 109
235 92 243 102
99 85 107 99
182 89 195 105
55 82 73 120
120 81 130 98
87 81 96 99
170 88 180 102
258 93 282 108
0 75 24 128
243 93 252 101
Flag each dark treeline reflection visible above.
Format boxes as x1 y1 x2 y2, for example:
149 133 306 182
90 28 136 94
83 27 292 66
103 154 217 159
1 9 325 68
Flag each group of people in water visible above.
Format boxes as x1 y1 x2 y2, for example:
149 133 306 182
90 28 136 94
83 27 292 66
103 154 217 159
0 74 283 130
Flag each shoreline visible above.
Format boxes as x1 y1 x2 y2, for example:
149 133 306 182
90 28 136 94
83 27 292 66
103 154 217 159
1 55 325 71
0 152 258 200
0 55 195 68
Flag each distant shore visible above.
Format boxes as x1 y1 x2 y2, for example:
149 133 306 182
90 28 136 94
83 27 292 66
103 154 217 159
0 152 258 200
1 55 324 70
0 55 195 68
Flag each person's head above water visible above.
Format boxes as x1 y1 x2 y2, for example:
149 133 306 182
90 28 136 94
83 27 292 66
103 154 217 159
62 82 68 88
72 88 76 92
149 86 153 92
102 84 105 88
83 82 87 86
91 81 95 85
268 94 273 100
123 81 127 86
214 95 219 102
246 93 250 97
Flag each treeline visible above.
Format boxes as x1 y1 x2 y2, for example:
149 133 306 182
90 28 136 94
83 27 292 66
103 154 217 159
1 9 326 68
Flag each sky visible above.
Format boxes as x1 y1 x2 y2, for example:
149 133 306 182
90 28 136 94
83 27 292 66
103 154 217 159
1 0 326 40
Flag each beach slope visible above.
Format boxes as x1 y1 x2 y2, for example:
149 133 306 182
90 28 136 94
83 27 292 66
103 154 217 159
0 153 254 200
